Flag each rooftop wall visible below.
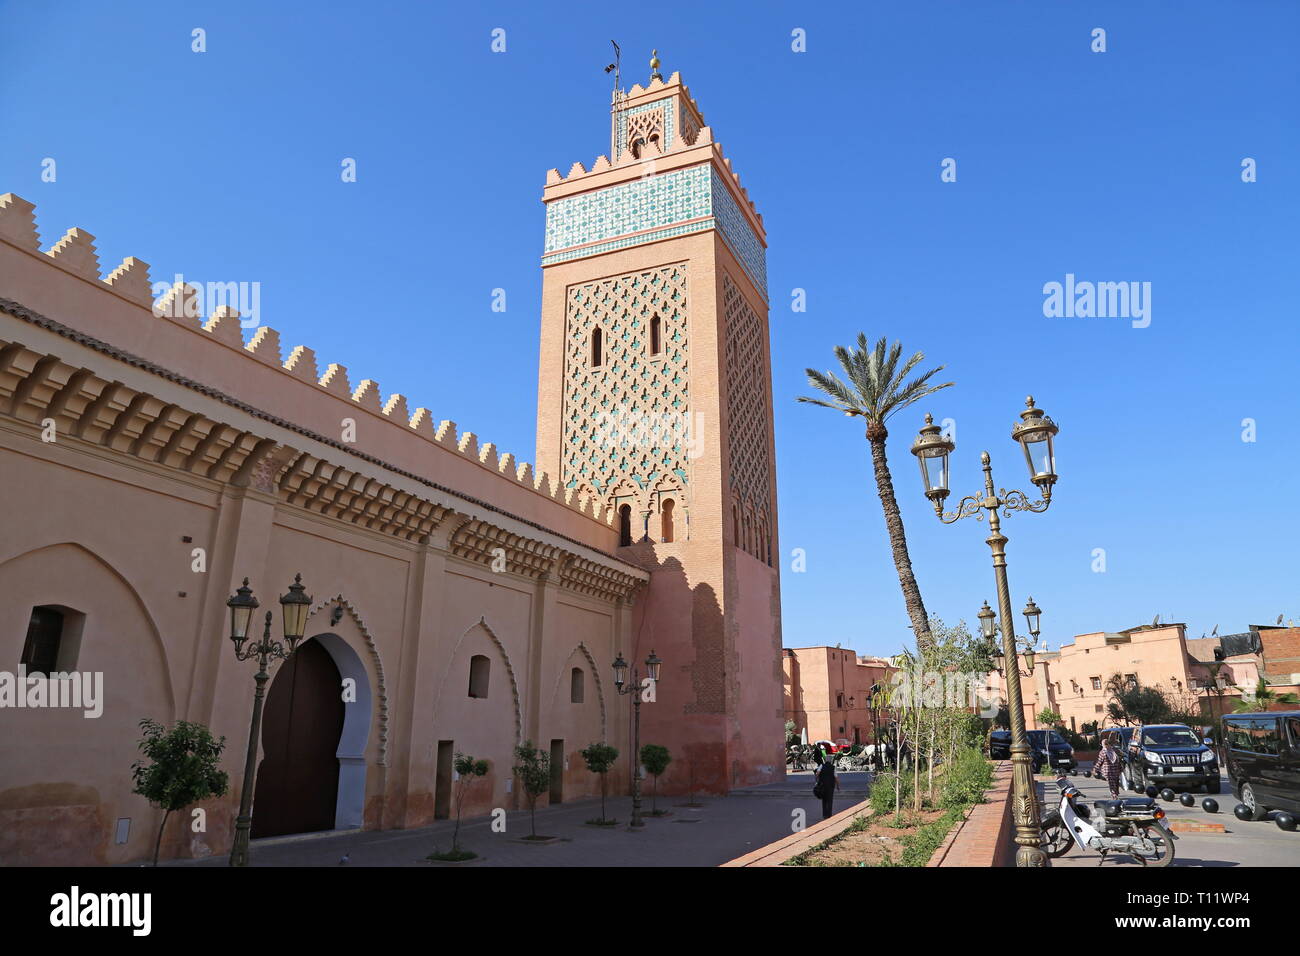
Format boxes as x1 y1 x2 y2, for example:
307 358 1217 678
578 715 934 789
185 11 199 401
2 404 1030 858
0 193 622 553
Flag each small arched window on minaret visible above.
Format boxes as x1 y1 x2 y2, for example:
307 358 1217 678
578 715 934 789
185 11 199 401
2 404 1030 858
618 504 632 546
660 498 675 543
650 315 662 355
591 327 604 367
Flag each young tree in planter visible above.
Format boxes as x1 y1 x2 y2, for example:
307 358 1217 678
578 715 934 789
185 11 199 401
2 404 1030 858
449 753 489 857
130 718 229 866
1037 708 1063 728
640 744 672 815
512 741 552 840
580 742 619 824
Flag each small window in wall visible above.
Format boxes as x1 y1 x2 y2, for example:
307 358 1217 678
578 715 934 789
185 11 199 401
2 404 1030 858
570 668 585 704
1090 676 1102 690
618 504 632 547
468 655 491 698
21 606 64 675
660 498 675 543
650 315 662 355
591 327 603 367
20 605 83 675
836 693 844 709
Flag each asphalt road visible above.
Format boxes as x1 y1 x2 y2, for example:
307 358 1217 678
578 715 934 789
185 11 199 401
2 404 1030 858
1046 767 1300 867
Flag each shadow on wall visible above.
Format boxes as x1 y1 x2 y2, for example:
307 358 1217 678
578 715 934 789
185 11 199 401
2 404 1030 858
627 552 733 795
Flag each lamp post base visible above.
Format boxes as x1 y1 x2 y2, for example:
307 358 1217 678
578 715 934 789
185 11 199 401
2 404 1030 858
229 817 252 867
1016 845 1049 867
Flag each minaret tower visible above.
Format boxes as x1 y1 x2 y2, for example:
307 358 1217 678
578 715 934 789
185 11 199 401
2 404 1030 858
535 54 783 789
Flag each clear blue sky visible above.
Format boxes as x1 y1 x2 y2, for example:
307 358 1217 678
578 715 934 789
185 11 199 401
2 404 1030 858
3 2 1297 657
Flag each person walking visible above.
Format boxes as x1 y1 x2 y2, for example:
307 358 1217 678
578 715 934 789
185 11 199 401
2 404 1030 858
1093 733 1123 798
814 750 838 820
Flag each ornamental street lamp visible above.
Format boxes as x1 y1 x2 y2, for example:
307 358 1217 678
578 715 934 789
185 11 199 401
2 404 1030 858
911 396 1060 868
612 649 662 829
226 574 313 867
986 600 1044 678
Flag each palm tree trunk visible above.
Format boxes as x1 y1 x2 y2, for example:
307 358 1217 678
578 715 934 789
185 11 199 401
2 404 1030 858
868 430 933 652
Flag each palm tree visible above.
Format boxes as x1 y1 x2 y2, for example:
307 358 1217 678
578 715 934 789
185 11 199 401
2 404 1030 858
1232 676 1300 712
797 335 954 652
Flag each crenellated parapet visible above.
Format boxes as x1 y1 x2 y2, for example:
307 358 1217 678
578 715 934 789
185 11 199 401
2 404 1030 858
538 71 768 299
543 122 763 229
0 295 650 599
0 192 621 531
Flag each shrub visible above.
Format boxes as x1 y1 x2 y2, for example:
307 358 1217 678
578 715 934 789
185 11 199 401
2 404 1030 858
939 747 993 809
879 807 965 867
640 744 671 814
580 742 619 823
512 741 551 839
870 769 912 816
130 718 228 866
954 713 986 750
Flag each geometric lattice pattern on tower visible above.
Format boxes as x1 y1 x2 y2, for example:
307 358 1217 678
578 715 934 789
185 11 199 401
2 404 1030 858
562 263 691 499
723 272 772 563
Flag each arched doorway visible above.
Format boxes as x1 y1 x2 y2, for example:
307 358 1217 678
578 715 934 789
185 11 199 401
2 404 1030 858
252 637 345 838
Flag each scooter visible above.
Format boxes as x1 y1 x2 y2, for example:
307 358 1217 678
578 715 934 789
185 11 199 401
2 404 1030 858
1040 775 1177 866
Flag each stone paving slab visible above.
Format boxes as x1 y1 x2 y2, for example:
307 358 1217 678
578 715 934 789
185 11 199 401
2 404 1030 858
722 798 872 866
170 787 868 867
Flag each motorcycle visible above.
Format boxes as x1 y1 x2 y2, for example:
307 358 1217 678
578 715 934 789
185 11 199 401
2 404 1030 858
1040 775 1177 866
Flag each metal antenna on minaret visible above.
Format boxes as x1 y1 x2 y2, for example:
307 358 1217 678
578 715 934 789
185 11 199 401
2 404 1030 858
605 41 623 159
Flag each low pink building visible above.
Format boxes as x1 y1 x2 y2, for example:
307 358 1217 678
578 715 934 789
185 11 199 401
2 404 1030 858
783 646 896 746
986 623 1269 733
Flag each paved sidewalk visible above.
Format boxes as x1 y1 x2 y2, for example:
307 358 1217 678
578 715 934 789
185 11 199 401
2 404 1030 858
174 778 872 867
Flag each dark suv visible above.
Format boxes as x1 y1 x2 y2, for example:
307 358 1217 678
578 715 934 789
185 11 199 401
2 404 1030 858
1222 711 1300 820
1029 730 1078 773
988 729 1076 773
1125 724 1221 794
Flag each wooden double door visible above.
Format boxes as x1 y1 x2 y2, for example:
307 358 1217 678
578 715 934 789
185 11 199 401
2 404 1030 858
251 638 345 838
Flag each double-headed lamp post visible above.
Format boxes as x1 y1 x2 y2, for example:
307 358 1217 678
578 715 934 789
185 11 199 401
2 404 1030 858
911 396 1059 868
225 574 313 867
612 649 663 829
980 598 1042 680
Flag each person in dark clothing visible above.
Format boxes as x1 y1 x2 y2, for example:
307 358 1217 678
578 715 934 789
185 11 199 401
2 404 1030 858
815 754 838 820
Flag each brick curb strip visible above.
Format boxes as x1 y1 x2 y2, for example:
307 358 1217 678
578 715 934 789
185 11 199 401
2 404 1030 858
1169 821 1227 833
719 799 872 867
927 761 1015 867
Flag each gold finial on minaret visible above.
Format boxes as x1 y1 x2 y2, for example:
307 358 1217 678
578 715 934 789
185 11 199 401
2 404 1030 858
649 49 663 82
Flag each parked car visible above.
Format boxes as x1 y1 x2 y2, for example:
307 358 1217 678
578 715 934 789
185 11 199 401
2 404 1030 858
987 730 1076 772
1028 729 1078 773
988 729 1012 760
1098 726 1136 752
1124 723 1221 794
1222 710 1300 820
